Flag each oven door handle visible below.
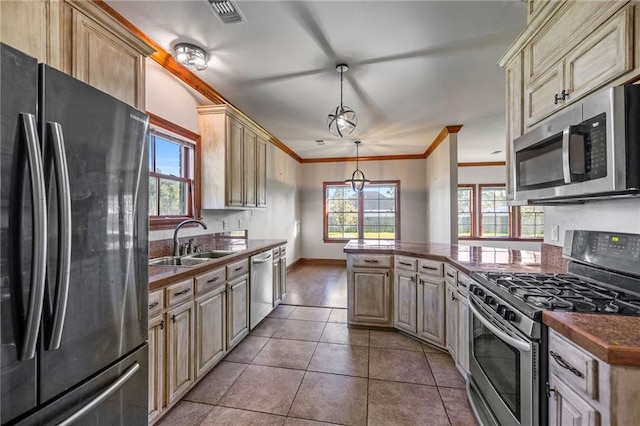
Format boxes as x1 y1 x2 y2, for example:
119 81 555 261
469 301 531 353
562 125 587 184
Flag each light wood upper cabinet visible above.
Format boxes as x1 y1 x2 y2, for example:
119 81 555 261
227 274 249 349
198 105 269 209
195 285 226 379
505 53 524 201
0 1 153 109
166 301 195 406
148 314 165 425
417 276 446 347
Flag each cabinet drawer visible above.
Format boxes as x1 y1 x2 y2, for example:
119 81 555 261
549 331 599 400
417 259 444 277
350 255 393 268
166 279 194 307
148 290 164 317
195 267 226 295
279 245 286 257
457 273 472 297
444 265 458 287
272 247 280 259
227 258 249 280
395 256 417 272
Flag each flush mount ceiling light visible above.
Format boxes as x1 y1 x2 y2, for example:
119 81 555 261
345 140 370 192
173 43 209 71
327 64 357 137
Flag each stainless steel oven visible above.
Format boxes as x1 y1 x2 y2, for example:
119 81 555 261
467 291 540 426
513 84 640 202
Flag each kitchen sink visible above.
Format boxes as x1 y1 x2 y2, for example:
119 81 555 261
183 250 236 259
149 256 209 267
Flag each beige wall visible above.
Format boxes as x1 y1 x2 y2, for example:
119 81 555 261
299 159 428 259
144 59 301 262
426 134 458 244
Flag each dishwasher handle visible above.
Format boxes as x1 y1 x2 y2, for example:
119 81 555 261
252 253 273 264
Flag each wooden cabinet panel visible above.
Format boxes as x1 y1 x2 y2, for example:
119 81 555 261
280 255 287 297
273 259 282 306
549 374 600 426
348 268 392 326
256 136 267 207
166 301 195 405
227 274 249 349
505 53 523 200
195 287 226 379
525 60 564 127
457 296 469 375
566 7 633 103
148 315 165 424
226 116 244 207
243 127 257 207
445 284 458 359
394 272 417 333
417 276 446 346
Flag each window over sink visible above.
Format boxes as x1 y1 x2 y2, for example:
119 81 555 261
148 113 201 230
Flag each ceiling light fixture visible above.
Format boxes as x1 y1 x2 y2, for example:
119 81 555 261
345 140 370 192
327 64 357 137
173 43 209 71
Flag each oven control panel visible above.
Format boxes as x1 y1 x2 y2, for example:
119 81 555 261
564 230 640 277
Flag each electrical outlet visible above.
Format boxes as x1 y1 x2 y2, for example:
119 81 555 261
551 225 559 242
222 220 228 230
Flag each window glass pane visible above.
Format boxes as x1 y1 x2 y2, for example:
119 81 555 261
159 178 187 216
149 178 158 216
480 186 510 237
458 187 473 237
362 186 396 240
520 205 544 238
155 137 182 176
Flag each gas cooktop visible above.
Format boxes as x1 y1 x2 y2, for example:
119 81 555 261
479 272 640 315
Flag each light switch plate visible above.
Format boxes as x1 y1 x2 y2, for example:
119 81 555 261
551 225 559 242
223 220 228 230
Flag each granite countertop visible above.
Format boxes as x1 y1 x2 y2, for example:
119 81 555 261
149 239 286 291
544 311 640 367
343 240 558 274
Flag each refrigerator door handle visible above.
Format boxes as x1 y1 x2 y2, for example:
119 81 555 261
46 122 72 351
57 362 140 426
19 113 47 361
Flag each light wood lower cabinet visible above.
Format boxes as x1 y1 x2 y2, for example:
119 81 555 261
227 274 249 349
394 271 417 333
456 295 469 375
417 276 446 347
195 285 226 379
166 300 195 406
148 314 164 425
549 374 599 426
445 283 458 360
348 267 392 326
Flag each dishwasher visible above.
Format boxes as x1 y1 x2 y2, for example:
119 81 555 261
250 250 274 329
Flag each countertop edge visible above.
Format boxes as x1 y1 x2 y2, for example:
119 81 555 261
149 239 286 291
543 311 640 367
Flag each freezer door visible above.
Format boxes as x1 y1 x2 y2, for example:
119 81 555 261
38 64 149 404
16 344 148 426
0 43 42 423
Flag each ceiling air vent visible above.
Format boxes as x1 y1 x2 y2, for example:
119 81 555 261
208 0 246 24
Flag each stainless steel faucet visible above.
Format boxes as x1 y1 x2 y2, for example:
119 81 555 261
173 219 207 256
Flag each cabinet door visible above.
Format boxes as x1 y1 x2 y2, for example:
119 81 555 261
445 284 458 360
565 6 633 103
69 7 145 108
394 272 417 333
166 301 195 405
348 268 392 326
243 127 257 207
0 0 62 68
417 277 446 346
549 374 600 426
227 275 249 349
195 287 226 379
280 256 287 297
505 53 523 201
524 60 564 127
226 116 244 207
456 296 469 375
256 136 267 207
273 260 282 306
148 315 165 424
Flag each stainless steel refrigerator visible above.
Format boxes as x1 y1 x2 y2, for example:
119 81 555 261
1 43 148 425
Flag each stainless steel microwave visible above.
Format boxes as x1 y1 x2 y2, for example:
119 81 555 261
513 85 640 202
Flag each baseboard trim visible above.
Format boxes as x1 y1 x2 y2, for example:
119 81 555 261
287 258 347 271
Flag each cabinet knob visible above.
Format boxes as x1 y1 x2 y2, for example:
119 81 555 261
159 320 164 330
171 314 176 323
554 89 568 104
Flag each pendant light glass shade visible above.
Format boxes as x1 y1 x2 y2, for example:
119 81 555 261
345 141 370 192
173 43 209 71
328 64 357 137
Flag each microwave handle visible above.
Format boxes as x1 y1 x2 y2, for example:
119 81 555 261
562 125 587 184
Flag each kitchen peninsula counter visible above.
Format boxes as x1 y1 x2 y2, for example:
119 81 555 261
343 240 557 274
149 239 286 291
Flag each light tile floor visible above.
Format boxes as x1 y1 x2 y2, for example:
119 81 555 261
159 306 478 426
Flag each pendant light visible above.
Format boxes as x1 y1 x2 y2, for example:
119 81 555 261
345 140 370 192
327 64 357 137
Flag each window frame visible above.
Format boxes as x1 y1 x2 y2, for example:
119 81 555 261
457 183 543 241
148 112 201 231
323 180 401 243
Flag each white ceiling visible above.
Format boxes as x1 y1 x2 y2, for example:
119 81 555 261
107 0 526 161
